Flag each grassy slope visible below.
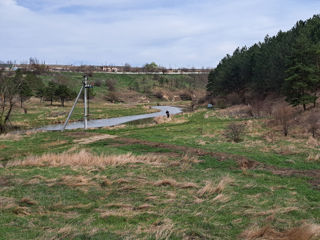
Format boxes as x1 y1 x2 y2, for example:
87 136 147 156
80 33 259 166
1 107 320 239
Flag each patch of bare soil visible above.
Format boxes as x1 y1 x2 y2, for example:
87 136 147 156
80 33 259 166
73 134 116 144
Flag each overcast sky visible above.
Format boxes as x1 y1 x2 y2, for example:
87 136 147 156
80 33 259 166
0 0 319 68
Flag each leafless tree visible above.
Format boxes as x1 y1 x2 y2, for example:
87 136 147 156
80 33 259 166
0 71 22 132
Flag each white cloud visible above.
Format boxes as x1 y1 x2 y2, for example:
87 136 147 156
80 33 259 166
0 0 319 67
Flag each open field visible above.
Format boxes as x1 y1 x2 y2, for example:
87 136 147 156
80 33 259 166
1 105 320 239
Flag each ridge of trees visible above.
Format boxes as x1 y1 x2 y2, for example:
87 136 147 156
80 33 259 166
207 14 320 109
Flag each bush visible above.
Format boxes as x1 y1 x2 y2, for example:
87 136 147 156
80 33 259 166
154 91 164 100
105 79 117 91
179 91 192 101
104 92 123 103
226 93 242 105
224 123 245 142
272 104 294 136
94 79 103 87
214 98 227 109
307 111 320 138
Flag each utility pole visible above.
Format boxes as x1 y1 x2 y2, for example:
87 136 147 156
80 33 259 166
61 75 92 131
83 75 88 129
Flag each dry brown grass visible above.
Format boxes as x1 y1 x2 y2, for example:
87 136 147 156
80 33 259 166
105 203 132 209
153 179 198 189
136 204 153 210
0 132 22 141
99 176 112 186
306 152 320 162
197 181 216 197
0 196 17 209
153 115 187 125
212 175 234 193
19 197 38 206
25 175 47 185
7 150 166 168
209 104 253 119
152 218 174 240
54 175 98 188
181 154 201 164
211 194 230 203
13 206 31 215
197 176 234 197
241 223 320 240
243 206 299 217
114 178 130 184
306 137 320 147
56 225 74 239
154 179 179 187
73 134 116 144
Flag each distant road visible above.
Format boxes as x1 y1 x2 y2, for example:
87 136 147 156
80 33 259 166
39 106 182 131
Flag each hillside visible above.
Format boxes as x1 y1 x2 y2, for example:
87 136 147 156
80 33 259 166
207 14 320 110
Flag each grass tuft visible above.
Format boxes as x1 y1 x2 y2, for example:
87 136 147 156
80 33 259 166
197 176 233 197
7 150 166 168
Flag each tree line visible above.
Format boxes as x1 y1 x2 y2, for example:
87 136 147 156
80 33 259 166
0 69 76 132
207 14 320 110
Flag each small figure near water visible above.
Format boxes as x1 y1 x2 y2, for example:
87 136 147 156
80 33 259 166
166 110 170 118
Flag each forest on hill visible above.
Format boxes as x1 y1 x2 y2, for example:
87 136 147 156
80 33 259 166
207 14 320 110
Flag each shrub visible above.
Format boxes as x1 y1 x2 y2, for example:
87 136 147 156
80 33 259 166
307 111 320 138
226 93 242 105
179 91 192 101
224 123 245 142
154 91 164 100
272 104 294 136
94 79 103 87
249 100 263 117
104 92 123 103
105 79 117 91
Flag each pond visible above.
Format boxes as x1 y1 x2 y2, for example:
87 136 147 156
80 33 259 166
39 106 182 131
